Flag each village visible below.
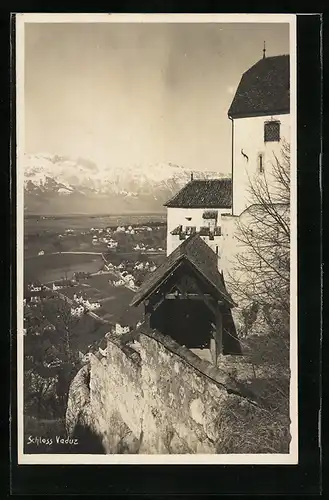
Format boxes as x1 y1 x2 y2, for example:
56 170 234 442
26 220 166 259
24 245 161 345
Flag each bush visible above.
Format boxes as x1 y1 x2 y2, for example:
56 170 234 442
216 392 290 454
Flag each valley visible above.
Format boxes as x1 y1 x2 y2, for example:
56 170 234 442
23 213 167 452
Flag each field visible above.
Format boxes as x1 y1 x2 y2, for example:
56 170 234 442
24 253 105 284
24 213 167 235
24 213 167 257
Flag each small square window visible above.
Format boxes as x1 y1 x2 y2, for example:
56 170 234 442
185 226 196 235
264 121 280 142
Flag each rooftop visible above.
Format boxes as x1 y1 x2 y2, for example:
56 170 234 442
228 54 290 119
164 178 232 209
130 233 235 308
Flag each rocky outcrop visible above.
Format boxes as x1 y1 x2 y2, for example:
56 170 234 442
66 328 266 454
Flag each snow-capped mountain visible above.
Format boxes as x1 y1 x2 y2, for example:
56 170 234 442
23 153 229 214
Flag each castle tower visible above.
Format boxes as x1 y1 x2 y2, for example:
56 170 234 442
228 54 290 216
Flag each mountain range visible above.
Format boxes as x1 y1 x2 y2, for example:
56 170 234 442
23 153 229 215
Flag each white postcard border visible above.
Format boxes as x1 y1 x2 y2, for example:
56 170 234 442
16 12 298 465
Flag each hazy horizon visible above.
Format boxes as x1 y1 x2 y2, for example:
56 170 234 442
25 21 290 175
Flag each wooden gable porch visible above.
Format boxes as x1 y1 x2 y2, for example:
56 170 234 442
130 234 241 365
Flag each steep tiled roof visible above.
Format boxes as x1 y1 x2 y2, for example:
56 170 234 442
228 55 290 119
164 179 232 209
171 225 182 235
130 234 235 307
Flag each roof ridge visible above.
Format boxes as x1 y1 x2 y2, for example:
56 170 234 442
244 53 289 74
164 178 232 209
163 180 193 207
228 53 290 119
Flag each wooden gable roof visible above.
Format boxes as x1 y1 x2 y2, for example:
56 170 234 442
164 178 232 209
130 234 236 308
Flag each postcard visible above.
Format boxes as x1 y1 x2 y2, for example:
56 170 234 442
15 13 297 464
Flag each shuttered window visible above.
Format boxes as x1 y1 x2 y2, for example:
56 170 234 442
264 121 280 142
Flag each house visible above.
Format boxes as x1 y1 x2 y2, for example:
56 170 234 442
130 234 241 365
30 296 41 303
113 279 125 287
164 177 232 260
133 243 146 251
134 262 145 271
28 283 42 292
71 305 85 317
38 250 45 256
73 295 100 311
52 282 64 291
107 239 118 249
115 323 131 335
89 302 101 310
123 273 134 282
227 54 290 216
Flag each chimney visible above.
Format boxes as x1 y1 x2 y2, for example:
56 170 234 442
190 172 194 181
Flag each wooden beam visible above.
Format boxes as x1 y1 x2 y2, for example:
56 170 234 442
152 295 165 311
216 308 223 356
165 293 224 302
142 260 183 304
210 337 217 366
144 311 152 329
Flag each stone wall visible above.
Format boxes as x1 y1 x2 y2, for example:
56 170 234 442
66 328 262 454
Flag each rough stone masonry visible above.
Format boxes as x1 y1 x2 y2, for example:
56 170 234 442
66 327 264 454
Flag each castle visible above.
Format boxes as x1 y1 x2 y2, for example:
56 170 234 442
66 52 291 453
130 53 290 366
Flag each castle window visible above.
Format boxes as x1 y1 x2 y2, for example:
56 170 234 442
185 226 196 236
202 210 218 220
264 121 280 142
258 153 264 173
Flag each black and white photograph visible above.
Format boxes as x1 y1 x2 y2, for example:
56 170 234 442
16 13 297 464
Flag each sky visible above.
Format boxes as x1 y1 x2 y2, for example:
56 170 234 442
24 21 290 174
